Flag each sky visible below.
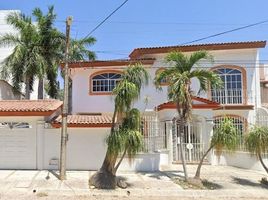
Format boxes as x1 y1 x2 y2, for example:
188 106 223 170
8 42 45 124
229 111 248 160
1 0 268 61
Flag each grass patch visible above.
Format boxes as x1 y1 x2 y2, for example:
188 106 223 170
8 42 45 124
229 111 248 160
173 177 221 190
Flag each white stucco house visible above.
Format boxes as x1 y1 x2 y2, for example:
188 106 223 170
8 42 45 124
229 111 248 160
0 40 268 172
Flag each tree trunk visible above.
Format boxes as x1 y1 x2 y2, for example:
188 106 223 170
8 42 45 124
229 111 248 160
25 78 30 99
114 147 127 173
258 153 268 174
38 78 44 99
194 145 213 179
89 105 119 189
178 118 188 181
89 153 117 189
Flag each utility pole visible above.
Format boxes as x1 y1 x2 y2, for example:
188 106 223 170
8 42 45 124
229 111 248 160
59 16 72 180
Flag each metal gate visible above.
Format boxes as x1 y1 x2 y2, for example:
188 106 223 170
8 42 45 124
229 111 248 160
172 120 205 163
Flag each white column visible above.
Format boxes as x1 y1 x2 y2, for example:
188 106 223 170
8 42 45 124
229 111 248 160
165 121 174 164
36 120 45 170
205 120 215 165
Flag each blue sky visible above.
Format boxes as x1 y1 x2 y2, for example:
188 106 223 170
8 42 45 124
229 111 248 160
1 0 268 62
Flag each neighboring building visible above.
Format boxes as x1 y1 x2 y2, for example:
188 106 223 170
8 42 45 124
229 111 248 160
0 41 267 172
0 10 39 100
0 80 23 99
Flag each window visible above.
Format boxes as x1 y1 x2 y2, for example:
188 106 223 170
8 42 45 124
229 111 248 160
91 72 121 94
211 67 245 104
0 122 32 129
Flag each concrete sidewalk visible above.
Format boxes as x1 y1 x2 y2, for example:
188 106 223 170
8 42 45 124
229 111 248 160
0 165 267 199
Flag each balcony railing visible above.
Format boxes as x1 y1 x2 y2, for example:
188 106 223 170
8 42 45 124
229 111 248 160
210 89 245 104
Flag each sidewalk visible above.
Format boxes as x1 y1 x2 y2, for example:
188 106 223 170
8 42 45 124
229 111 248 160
0 165 267 199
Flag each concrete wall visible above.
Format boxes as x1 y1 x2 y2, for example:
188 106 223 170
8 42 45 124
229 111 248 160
42 127 167 171
43 127 109 170
211 151 268 172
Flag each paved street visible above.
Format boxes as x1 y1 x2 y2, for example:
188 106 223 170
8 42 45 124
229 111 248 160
0 165 267 199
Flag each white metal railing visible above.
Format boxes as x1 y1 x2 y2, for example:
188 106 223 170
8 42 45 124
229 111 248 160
211 88 244 104
142 115 167 153
178 143 205 163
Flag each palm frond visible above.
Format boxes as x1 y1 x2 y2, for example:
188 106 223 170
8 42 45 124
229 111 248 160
245 126 268 156
190 69 223 93
0 34 21 47
187 51 213 70
113 80 139 112
123 63 149 90
165 51 188 73
211 117 239 156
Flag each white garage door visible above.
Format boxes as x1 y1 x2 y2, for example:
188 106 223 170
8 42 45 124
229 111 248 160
0 122 36 169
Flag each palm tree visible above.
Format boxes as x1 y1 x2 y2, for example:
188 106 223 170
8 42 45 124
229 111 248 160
33 6 96 99
90 64 149 189
0 7 96 99
32 6 65 99
69 37 96 62
155 51 222 181
194 117 239 180
0 12 41 99
245 126 268 174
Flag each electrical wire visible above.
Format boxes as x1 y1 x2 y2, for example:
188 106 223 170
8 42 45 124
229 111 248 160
82 0 129 39
180 19 268 45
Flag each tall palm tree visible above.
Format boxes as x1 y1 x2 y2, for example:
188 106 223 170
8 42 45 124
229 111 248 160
0 12 41 99
194 117 239 180
0 7 96 99
32 6 65 99
155 51 222 181
90 64 149 189
245 126 268 174
33 6 96 99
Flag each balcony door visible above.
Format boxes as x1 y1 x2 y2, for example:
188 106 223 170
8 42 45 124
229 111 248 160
211 68 243 104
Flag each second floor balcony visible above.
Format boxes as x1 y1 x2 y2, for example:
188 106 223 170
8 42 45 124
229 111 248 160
210 88 247 105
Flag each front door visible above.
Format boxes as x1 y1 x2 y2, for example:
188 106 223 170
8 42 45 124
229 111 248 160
172 120 205 163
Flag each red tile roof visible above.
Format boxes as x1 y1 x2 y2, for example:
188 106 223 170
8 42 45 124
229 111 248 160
63 58 155 69
157 96 221 111
51 114 112 128
129 41 266 59
0 99 62 116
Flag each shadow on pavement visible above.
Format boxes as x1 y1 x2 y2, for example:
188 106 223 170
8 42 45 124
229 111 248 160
232 176 268 189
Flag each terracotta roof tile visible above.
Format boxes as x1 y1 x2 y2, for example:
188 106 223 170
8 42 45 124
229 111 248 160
129 41 266 59
63 58 155 69
0 99 62 116
52 114 112 128
157 96 221 111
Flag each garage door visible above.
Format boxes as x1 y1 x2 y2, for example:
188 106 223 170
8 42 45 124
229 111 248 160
0 122 36 169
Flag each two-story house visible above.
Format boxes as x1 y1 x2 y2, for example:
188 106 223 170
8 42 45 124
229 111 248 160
68 41 266 165
0 40 267 171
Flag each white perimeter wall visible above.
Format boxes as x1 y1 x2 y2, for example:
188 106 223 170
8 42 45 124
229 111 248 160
43 128 109 170
43 127 168 171
211 151 268 172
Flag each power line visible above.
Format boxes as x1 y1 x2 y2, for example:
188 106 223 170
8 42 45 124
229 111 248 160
83 0 129 39
181 19 268 45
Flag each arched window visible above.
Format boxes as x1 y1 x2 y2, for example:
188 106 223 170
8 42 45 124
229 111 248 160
211 66 246 104
90 71 121 94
